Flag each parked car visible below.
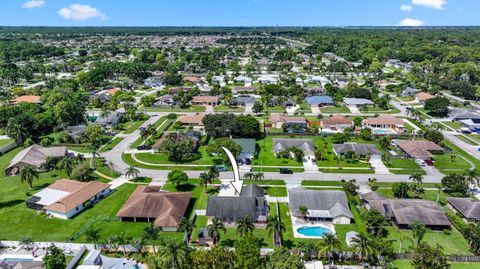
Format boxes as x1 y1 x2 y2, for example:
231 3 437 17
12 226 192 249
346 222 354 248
424 159 434 166
279 168 293 174
215 165 227 172
105 131 117 136
245 158 252 165
415 159 426 166
137 145 152 150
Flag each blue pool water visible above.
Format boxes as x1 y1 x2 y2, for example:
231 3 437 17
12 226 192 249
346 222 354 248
297 226 332 237
373 129 390 134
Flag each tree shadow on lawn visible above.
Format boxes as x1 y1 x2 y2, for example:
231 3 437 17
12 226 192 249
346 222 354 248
0 199 23 209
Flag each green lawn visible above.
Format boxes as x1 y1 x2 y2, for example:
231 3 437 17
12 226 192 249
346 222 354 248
0 138 14 148
94 158 121 178
432 153 472 172
359 105 401 114
320 106 351 113
217 227 274 248
134 143 223 166
394 260 480 269
122 154 213 171
100 137 123 152
387 227 472 255
213 104 245 112
130 116 170 149
161 179 211 212
456 135 479 146
123 118 149 134
466 134 480 144
263 187 287 197
386 158 425 175
301 180 344 187
143 106 205 112
244 179 285 185
67 146 92 154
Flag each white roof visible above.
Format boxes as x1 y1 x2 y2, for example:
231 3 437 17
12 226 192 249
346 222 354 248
304 261 324 269
34 188 71 206
77 266 100 269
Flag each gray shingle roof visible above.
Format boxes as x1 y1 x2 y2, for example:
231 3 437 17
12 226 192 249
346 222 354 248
272 138 315 154
288 188 353 219
333 143 382 156
447 197 480 221
343 98 374 106
233 139 256 155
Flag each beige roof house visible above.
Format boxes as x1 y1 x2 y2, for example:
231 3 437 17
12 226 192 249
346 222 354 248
6 144 67 175
395 140 444 160
191 96 219 106
11 95 41 104
117 186 191 228
321 114 353 130
416 92 434 103
363 115 405 133
178 114 205 126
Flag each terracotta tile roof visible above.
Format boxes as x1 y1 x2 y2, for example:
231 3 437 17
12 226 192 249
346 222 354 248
395 140 444 159
12 95 41 104
178 114 205 126
105 88 120 96
416 92 434 101
269 114 306 124
45 180 110 213
117 186 191 227
191 96 219 103
183 76 202 83
321 114 353 126
364 115 404 126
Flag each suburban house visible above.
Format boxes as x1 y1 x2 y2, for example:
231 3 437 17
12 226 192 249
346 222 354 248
183 76 203 85
233 86 256 94
394 140 444 160
6 144 67 175
334 77 349 88
177 114 205 133
288 188 353 224
26 179 111 219
450 110 480 131
212 75 225 85
117 186 191 231
11 95 41 105
333 143 382 158
308 76 330 86
233 96 256 106
233 138 256 162
363 115 405 134
191 96 219 107
415 92 434 103
306 96 335 107
144 76 163 87
272 138 315 156
320 114 353 132
153 131 200 153
234 75 253 86
95 111 123 128
154 94 175 107
257 74 279 85
65 125 86 141
343 98 374 107
269 114 308 132
361 192 451 230
206 184 268 225
447 197 480 223
80 249 138 269
401 86 416 97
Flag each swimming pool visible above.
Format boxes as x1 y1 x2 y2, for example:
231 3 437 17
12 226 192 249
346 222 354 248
296 226 332 237
373 129 391 134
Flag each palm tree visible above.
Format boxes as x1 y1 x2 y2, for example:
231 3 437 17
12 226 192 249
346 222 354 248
398 230 409 254
60 157 76 177
85 227 101 249
409 222 427 248
409 172 424 197
435 184 442 203
105 235 119 253
157 238 189 269
298 206 309 221
236 216 254 237
107 161 116 178
143 224 161 254
132 238 145 254
207 217 226 245
116 232 131 256
199 172 212 192
178 218 196 241
318 234 341 262
20 166 39 188
19 236 34 250
350 233 377 262
90 148 100 169
266 216 286 246
124 166 140 180
76 153 85 164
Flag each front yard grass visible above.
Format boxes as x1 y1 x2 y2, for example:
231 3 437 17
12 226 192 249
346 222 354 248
394 260 480 269
100 137 123 152
0 138 14 148
320 106 351 113
143 106 206 112
213 104 245 112
432 153 472 172
263 186 287 197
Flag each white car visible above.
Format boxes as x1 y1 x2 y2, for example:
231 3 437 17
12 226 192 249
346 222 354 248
416 159 426 166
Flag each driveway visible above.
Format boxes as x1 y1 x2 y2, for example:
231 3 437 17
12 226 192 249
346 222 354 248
310 106 321 114
347 105 360 114
421 165 443 176
369 157 391 174
302 155 319 173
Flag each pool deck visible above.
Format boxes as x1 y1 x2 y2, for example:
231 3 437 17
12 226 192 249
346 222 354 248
291 216 336 239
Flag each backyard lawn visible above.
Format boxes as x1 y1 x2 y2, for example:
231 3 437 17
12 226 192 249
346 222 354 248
0 138 14 148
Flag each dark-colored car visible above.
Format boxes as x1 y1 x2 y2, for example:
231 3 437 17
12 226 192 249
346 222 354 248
137 145 152 150
279 168 293 174
245 158 252 165
215 165 227 172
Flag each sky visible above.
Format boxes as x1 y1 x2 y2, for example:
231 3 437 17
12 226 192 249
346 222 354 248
0 0 478 27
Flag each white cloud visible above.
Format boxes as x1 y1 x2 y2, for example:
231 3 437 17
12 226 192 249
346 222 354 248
58 4 107 21
397 18 425 26
400 4 413 12
22 0 45 9
412 0 447 10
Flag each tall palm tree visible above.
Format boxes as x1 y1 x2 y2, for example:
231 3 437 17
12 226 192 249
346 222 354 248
298 206 309 221
85 227 101 249
143 224 161 254
266 216 286 245
236 216 254 237
199 172 212 191
350 233 377 262
116 232 131 256
124 166 140 180
207 217 226 245
60 157 76 177
318 234 341 262
178 218 196 240
398 230 409 254
105 235 119 253
157 239 189 269
409 222 427 248
20 166 39 188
